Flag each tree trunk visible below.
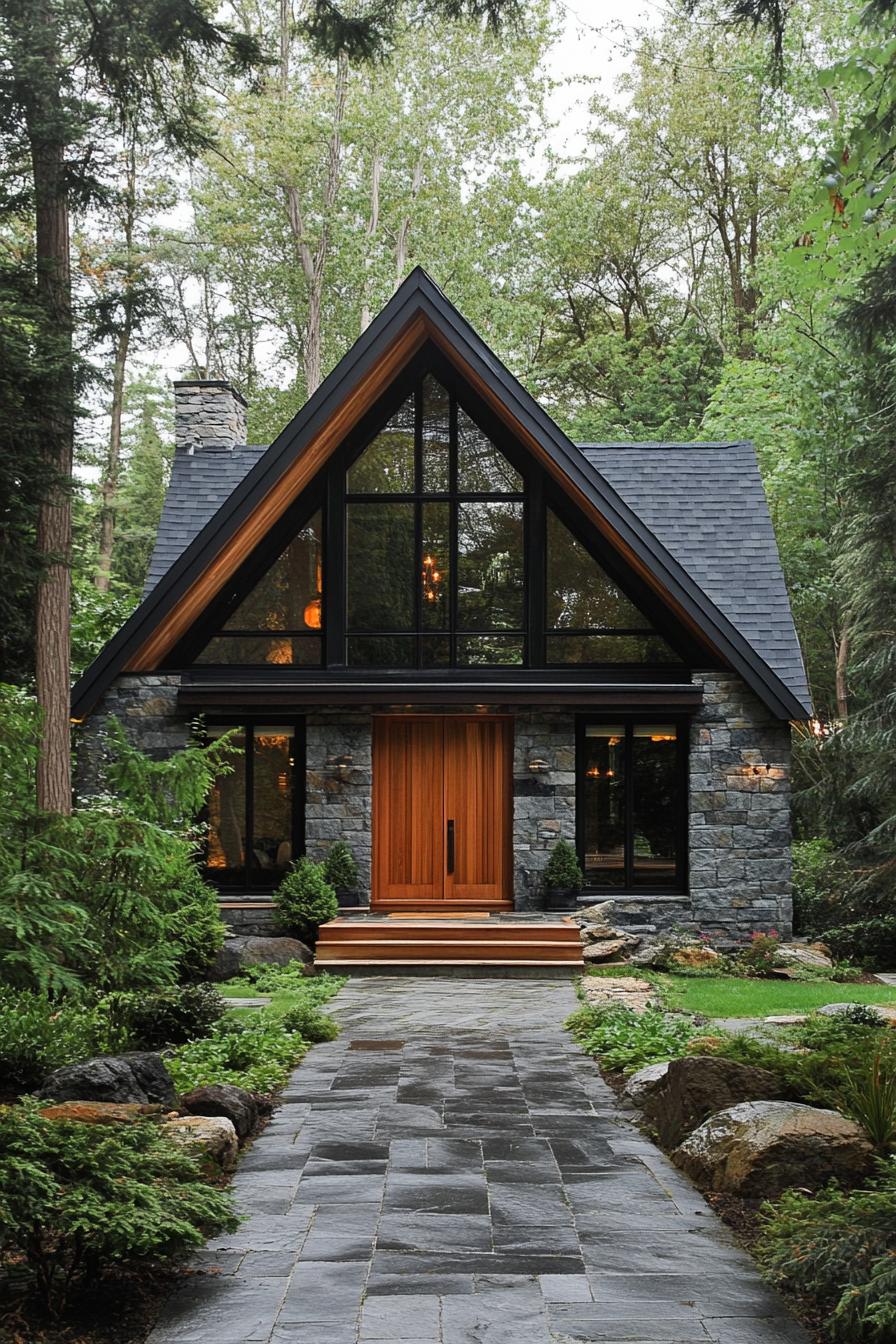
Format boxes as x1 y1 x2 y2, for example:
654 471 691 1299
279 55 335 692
835 628 849 722
95 323 130 591
30 125 74 813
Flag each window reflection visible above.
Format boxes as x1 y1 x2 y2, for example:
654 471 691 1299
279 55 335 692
632 725 679 888
457 407 521 493
347 395 415 493
582 725 626 887
205 726 295 890
457 501 524 631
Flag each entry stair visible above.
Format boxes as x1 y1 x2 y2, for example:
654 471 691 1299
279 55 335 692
314 913 584 975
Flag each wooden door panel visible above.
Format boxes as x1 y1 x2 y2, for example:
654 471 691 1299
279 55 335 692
373 717 443 902
445 718 511 902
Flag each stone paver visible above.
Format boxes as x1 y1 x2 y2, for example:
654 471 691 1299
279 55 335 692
149 978 809 1344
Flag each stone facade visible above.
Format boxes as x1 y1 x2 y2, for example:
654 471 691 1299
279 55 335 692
174 379 248 454
689 673 793 940
74 674 187 799
75 673 794 937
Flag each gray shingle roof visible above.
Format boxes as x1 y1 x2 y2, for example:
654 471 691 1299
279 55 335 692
145 437 809 714
580 442 810 711
145 444 267 596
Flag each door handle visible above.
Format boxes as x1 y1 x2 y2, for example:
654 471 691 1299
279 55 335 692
446 819 455 875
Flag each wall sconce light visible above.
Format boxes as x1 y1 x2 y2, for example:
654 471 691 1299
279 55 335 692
528 757 550 774
328 753 353 773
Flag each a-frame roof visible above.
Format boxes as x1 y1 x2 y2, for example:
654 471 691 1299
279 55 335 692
72 268 811 721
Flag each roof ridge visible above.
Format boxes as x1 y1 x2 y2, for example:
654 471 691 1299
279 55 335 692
577 441 751 451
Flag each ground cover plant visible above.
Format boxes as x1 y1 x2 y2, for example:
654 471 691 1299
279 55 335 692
566 1002 698 1074
758 1162 896 1343
0 1103 238 1316
217 966 346 1017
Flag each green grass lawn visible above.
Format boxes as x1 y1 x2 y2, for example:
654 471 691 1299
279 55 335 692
662 974 896 1018
217 971 345 1019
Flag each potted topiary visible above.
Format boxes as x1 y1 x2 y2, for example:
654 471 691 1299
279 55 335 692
273 857 339 945
323 840 361 909
544 839 585 911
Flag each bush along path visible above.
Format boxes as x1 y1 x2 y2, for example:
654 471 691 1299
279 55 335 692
569 938 896 1342
146 977 808 1344
0 966 345 1344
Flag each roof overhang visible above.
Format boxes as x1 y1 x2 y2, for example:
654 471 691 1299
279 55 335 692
71 268 810 723
176 671 704 711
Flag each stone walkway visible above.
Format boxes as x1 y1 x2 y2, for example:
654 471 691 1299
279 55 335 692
149 978 809 1344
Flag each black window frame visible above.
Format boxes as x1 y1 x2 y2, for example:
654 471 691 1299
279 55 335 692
575 713 689 895
167 343 717 675
200 717 306 893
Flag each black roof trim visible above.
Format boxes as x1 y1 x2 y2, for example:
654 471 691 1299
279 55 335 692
71 268 810 722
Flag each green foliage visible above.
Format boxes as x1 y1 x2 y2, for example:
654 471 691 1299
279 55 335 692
843 1048 896 1153
0 1102 237 1314
323 840 359 893
274 858 338 942
792 838 853 936
167 1012 309 1095
279 1002 339 1043
70 576 138 680
734 929 783 977
822 918 896 970
228 964 345 1001
0 689 231 993
566 1003 697 1074
0 989 128 1092
758 1162 896 1343
108 983 226 1050
544 840 584 892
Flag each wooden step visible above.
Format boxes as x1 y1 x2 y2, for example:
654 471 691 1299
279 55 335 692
317 938 582 962
319 921 581 945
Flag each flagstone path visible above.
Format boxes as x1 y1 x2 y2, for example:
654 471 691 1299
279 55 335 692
148 978 809 1344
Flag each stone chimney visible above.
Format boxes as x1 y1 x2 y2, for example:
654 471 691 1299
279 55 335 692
173 379 248 454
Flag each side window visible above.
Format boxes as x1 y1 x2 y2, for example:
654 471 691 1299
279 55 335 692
205 723 301 889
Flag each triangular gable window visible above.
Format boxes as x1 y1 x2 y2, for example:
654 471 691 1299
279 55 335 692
545 509 680 665
195 512 323 666
185 370 685 671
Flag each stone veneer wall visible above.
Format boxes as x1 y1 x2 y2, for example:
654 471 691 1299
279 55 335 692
75 674 794 937
689 673 793 940
74 674 188 799
173 379 248 453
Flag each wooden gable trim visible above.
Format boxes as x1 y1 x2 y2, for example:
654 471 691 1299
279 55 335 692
123 314 429 670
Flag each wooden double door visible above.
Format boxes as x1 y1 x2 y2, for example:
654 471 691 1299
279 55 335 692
372 715 512 907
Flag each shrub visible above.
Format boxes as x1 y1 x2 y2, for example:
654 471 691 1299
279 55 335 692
279 1002 339 1042
0 990 130 1092
544 840 584 892
566 1003 696 1074
0 1102 237 1314
821 917 896 969
234 964 346 1002
273 858 338 942
167 1011 308 1094
733 929 782 977
323 840 358 893
0 689 231 993
109 984 226 1050
758 1164 896 1343
792 837 853 935
843 1048 896 1153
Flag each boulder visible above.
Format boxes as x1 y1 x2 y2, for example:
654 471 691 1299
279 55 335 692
162 1115 239 1170
581 975 658 1013
567 902 616 929
622 1062 670 1108
777 942 833 971
579 922 619 943
668 944 723 972
673 1100 874 1197
582 936 639 963
209 934 314 982
642 1055 787 1148
39 1101 165 1125
182 1083 258 1141
38 1052 178 1107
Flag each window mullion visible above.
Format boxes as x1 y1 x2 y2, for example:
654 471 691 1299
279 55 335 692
624 722 634 891
245 722 254 891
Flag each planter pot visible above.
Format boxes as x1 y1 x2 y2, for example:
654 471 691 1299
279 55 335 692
546 886 579 912
336 889 361 909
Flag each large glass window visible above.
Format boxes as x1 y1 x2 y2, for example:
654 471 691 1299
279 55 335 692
205 724 301 889
579 720 685 891
345 374 525 668
546 510 680 665
196 512 323 666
